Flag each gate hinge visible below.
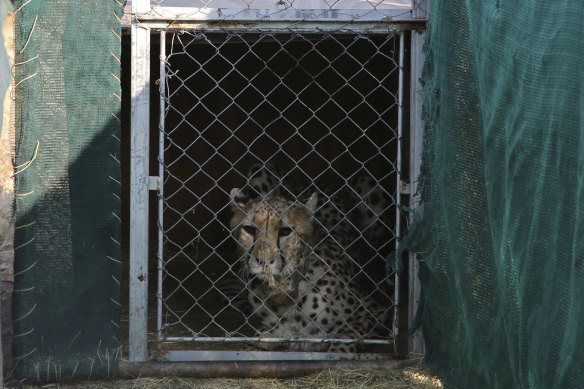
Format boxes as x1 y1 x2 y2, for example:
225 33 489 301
148 176 161 191
399 180 411 195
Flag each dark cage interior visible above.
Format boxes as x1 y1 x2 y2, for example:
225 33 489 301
123 30 409 355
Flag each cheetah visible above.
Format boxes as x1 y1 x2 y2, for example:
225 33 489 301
229 166 391 352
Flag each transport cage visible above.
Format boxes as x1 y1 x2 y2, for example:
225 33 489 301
126 0 427 360
148 29 408 360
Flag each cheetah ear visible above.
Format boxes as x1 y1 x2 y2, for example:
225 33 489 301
303 192 318 214
230 188 248 209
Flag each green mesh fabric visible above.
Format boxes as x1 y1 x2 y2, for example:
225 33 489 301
12 1 122 381
406 1 584 388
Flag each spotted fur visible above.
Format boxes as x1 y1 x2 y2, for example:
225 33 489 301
229 166 390 352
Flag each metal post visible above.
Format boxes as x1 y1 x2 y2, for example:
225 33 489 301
394 31 405 340
408 29 426 358
130 0 151 362
157 31 166 341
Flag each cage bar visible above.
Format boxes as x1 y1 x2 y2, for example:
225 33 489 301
163 350 393 362
408 29 426 357
392 31 405 339
129 0 151 363
164 336 394 344
157 30 167 343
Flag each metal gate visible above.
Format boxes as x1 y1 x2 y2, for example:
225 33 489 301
129 0 428 363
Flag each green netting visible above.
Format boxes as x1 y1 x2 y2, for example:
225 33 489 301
12 1 122 382
405 1 584 388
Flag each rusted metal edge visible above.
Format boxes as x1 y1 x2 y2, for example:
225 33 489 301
118 358 419 379
135 19 428 32
120 23 428 36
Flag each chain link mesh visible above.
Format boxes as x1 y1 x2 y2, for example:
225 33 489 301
157 30 402 351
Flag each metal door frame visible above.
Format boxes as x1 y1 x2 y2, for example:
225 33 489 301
129 0 429 362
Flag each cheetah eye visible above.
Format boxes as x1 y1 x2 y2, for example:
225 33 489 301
242 226 256 236
279 227 294 237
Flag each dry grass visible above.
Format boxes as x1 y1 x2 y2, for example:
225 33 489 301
27 367 442 389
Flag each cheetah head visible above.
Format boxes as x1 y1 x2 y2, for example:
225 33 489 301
229 188 318 288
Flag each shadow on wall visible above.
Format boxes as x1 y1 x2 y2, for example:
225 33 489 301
10 113 122 381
